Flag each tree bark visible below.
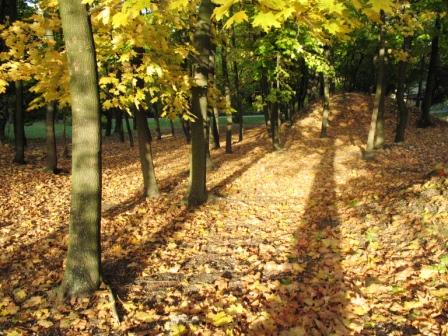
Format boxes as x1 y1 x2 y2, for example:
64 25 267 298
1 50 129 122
114 109 124 142
395 38 411 143
59 0 102 297
271 55 281 150
221 45 232 153
181 119 191 143
154 103 162 140
211 107 220 148
62 107 69 158
46 102 58 172
320 71 330 138
231 29 243 142
418 17 440 128
187 0 212 206
13 80 25 164
365 12 386 158
124 112 134 147
170 119 175 136
134 107 159 198
105 110 112 136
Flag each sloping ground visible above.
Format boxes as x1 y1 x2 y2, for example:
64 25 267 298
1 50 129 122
0 93 447 335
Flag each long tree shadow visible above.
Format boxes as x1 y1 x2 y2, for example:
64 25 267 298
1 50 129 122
248 138 350 334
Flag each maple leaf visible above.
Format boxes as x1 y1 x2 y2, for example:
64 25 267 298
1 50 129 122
252 11 281 31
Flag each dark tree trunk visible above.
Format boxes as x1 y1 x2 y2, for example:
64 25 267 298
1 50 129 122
418 17 440 128
211 107 220 148
13 80 25 164
62 107 69 158
170 119 175 136
105 110 112 136
415 56 425 108
261 70 270 130
46 102 58 172
124 112 134 147
187 0 213 206
271 55 281 150
181 119 191 143
365 12 386 158
114 109 125 142
59 0 102 297
395 38 411 143
134 107 159 198
0 117 6 144
154 103 162 140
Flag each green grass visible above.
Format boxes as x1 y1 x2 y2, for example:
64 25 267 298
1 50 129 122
4 115 266 141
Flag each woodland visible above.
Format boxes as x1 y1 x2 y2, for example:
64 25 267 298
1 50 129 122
0 0 448 335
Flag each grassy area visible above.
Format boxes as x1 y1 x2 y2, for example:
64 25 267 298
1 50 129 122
4 115 266 141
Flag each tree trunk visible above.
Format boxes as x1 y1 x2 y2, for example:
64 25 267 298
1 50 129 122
418 17 440 128
13 80 25 164
374 71 386 149
222 45 232 153
114 109 124 142
59 0 102 297
395 38 410 143
154 103 162 140
134 107 159 198
231 29 243 142
320 72 330 138
124 112 134 147
181 119 191 143
261 70 270 130
415 56 425 108
271 55 281 150
187 0 212 206
0 116 6 144
62 107 69 158
105 110 112 136
46 102 58 172
211 107 220 148
365 12 386 158
170 119 175 136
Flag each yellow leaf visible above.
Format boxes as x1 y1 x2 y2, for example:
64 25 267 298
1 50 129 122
431 288 448 298
112 12 128 28
206 311 233 326
170 324 187 336
13 289 27 302
37 320 53 328
134 310 156 322
419 266 438 280
252 11 281 31
223 11 248 29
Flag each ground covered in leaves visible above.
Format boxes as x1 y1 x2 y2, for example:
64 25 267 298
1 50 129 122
1 93 448 335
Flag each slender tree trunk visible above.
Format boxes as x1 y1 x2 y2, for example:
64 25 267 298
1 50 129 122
13 80 25 164
211 107 220 148
154 103 162 140
415 56 425 108
46 102 58 172
181 119 191 143
114 109 124 142
0 116 6 144
105 110 112 136
261 70 270 130
271 55 281 150
395 38 410 143
320 72 330 138
374 71 386 149
134 107 159 198
59 0 102 297
231 29 243 142
187 0 212 206
418 17 440 128
222 45 233 153
365 12 385 158
170 119 175 137
124 112 134 147
62 107 69 158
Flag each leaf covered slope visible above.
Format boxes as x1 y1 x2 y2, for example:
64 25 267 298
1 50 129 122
1 93 448 335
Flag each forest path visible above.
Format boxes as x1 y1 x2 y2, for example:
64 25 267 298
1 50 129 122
0 93 447 335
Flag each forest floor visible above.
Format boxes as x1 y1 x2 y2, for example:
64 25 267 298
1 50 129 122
1 93 448 336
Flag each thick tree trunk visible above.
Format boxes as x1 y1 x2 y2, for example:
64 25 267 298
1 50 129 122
415 56 425 108
13 80 25 164
0 116 6 144
320 70 331 138
187 0 212 206
46 102 58 172
231 29 243 142
395 38 410 143
374 72 386 149
365 12 386 158
59 0 102 297
418 17 440 128
134 107 159 198
124 112 134 147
